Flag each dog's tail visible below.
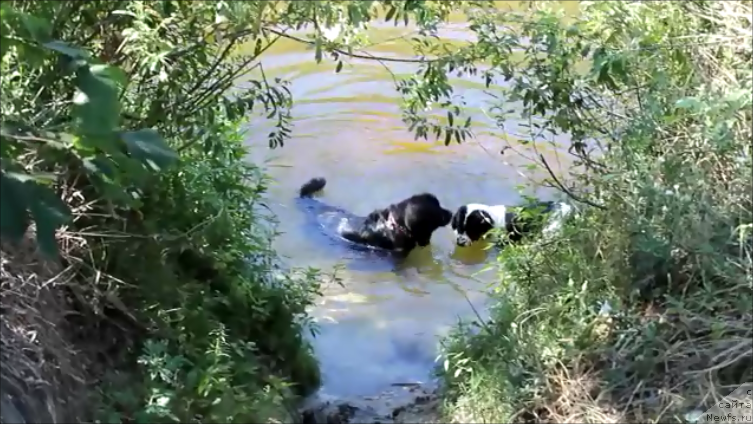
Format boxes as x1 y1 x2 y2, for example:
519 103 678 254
299 177 327 198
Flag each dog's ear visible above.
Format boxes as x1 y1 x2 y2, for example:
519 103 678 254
451 206 467 231
441 208 452 227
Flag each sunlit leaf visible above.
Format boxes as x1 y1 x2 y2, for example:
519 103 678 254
73 66 120 136
90 64 128 88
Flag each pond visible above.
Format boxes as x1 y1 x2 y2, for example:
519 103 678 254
244 0 579 403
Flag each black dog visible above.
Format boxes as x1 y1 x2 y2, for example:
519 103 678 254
297 177 452 253
451 201 573 247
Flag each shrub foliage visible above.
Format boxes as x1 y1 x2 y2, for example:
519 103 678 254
0 1 495 421
423 1 752 422
4 0 750 422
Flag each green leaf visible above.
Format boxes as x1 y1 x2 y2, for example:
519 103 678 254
385 6 397 22
73 66 120 136
19 11 52 43
674 97 702 111
82 155 117 180
91 176 140 208
115 153 150 185
724 89 752 108
0 4 15 62
90 64 128 88
0 36 12 63
314 39 322 63
335 60 343 73
121 129 179 171
254 37 262 56
0 172 31 243
43 40 90 59
25 172 57 186
75 133 123 156
27 182 72 259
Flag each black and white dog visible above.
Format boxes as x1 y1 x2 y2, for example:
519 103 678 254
451 201 573 247
297 177 453 253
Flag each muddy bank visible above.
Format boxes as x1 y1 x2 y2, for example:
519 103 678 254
300 383 443 424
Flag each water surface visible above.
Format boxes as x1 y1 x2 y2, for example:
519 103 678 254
243 1 578 399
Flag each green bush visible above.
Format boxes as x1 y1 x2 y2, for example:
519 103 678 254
1 1 319 421
1 1 498 421
421 1 753 422
88 119 322 423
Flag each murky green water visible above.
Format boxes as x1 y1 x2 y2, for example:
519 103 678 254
243 1 579 399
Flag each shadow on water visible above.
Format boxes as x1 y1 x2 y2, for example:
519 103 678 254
242 1 579 403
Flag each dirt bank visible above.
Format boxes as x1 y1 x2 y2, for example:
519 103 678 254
300 383 443 424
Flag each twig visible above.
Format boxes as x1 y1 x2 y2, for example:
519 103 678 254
0 131 57 145
461 290 493 336
262 27 443 64
177 32 281 125
183 34 242 99
538 153 606 210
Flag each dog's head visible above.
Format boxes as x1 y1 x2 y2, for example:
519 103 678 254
397 193 452 247
451 204 502 247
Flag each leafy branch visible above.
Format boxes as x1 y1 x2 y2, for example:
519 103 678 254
262 27 442 64
1 4 179 257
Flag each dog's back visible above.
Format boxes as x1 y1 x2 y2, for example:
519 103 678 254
509 201 572 240
541 202 573 238
294 177 414 269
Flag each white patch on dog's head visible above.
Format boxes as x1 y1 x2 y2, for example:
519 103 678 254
451 203 508 246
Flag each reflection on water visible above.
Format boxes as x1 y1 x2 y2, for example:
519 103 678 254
243 2 577 398
449 240 496 266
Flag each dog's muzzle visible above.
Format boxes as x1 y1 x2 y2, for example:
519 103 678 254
455 234 472 247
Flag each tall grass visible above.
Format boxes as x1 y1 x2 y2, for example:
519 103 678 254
440 2 752 422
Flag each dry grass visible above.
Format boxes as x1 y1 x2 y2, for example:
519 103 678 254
551 3 753 421
536 306 753 423
0 183 149 423
438 2 752 423
0 233 89 423
610 308 752 423
541 361 622 424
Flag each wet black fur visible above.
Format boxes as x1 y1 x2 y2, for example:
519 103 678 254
451 201 558 245
298 177 452 252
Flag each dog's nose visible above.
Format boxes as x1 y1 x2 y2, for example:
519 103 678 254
456 238 469 247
